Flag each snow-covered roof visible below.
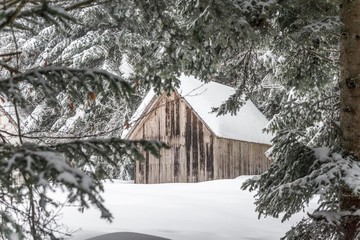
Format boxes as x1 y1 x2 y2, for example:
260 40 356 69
123 75 273 145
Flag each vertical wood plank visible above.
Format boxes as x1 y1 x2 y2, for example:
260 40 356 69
185 106 192 182
166 146 170 182
179 144 186 182
165 99 170 136
175 97 180 136
199 121 205 181
160 97 167 183
217 141 222 179
228 141 233 179
207 136 214 180
249 143 254 175
145 151 149 184
158 104 163 183
174 145 180 182
236 141 241 177
192 113 198 182
179 98 186 182
171 95 175 136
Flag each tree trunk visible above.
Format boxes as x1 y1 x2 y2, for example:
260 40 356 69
340 0 360 239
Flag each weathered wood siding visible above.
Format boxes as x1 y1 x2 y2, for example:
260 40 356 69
213 138 270 179
128 91 271 184
130 92 216 183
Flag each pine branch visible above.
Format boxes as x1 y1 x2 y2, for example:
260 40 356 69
0 66 134 106
0 60 20 74
64 0 99 11
0 0 26 29
0 137 169 230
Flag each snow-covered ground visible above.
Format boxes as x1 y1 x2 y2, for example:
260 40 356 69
60 176 316 240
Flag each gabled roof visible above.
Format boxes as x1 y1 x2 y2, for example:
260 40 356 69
122 75 273 145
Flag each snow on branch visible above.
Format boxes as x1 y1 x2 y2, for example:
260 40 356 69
0 144 111 221
0 0 84 31
52 138 170 165
0 139 168 222
0 66 133 107
243 141 360 222
302 16 340 33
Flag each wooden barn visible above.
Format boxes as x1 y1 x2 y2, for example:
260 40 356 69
122 75 273 184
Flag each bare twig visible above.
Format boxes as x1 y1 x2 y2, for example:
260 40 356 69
0 60 21 74
0 51 22 58
64 0 98 11
13 100 23 144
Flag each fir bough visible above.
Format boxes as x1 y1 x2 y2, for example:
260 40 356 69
0 1 169 239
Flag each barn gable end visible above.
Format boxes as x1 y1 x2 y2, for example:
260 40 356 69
128 91 217 183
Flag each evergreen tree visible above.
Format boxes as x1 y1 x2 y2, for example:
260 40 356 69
1 1 148 180
0 1 167 239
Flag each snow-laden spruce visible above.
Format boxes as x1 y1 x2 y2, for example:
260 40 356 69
0 1 168 239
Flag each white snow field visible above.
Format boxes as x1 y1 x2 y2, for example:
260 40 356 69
60 176 316 240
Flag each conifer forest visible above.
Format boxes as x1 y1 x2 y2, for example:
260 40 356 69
1 0 360 239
